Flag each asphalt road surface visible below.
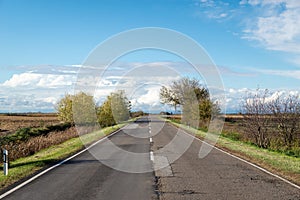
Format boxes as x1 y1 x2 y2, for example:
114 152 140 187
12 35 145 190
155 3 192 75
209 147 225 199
1 116 299 200
1 117 157 200
149 116 300 199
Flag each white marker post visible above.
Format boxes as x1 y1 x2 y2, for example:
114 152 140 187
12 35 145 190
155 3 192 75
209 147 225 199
3 149 8 176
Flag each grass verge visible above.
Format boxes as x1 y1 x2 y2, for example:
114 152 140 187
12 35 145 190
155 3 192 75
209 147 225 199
0 123 127 191
166 118 300 186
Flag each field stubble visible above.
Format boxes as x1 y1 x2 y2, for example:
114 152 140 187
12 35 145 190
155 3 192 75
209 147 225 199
0 114 59 136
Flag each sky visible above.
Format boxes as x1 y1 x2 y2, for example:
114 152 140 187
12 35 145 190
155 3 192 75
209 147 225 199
0 0 300 113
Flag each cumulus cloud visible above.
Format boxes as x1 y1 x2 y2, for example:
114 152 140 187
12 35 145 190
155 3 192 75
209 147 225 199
2 72 75 88
0 62 201 113
128 85 163 113
224 87 300 113
134 86 161 106
6 60 280 113
0 65 81 112
2 64 298 113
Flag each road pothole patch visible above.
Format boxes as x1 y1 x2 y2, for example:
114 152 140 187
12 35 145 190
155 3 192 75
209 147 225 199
153 156 174 177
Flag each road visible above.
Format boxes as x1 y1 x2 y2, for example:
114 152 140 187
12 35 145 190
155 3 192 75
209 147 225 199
150 116 300 199
1 116 299 200
2 117 157 200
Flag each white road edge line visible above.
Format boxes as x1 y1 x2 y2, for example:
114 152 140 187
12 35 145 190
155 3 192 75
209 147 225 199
150 151 154 162
181 128 300 190
0 126 124 199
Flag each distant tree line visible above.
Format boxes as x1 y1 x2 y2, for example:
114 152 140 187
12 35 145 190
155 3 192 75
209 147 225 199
242 89 300 154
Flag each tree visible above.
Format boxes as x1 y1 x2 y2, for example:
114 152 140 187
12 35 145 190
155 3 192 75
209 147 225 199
269 94 300 148
242 89 300 150
160 86 180 112
72 92 97 125
170 78 208 104
97 90 131 127
160 78 220 126
159 78 219 126
56 94 73 123
97 95 115 127
111 90 131 123
56 92 96 125
241 89 271 148
199 99 219 120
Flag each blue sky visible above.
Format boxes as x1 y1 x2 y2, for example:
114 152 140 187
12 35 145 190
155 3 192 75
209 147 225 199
0 0 300 113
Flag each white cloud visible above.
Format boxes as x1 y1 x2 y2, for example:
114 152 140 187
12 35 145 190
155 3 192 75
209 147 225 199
243 89 300 108
219 13 228 18
3 73 41 87
239 0 248 5
129 85 165 113
227 88 250 94
264 90 284 102
241 0 300 65
40 97 58 105
224 87 300 113
0 62 187 112
246 0 300 7
3 65 298 113
251 68 300 79
0 67 78 112
136 87 161 106
197 1 300 65
195 0 234 20
4 62 264 113
2 72 75 88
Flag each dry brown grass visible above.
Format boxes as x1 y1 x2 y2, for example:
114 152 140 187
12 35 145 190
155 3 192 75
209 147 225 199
0 113 78 162
1 126 78 162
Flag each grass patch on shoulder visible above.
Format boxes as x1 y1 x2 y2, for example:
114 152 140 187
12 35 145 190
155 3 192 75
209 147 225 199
165 118 300 186
0 123 126 191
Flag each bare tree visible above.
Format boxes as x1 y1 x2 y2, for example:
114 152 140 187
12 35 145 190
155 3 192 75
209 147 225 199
159 86 180 112
242 89 271 148
269 94 300 148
